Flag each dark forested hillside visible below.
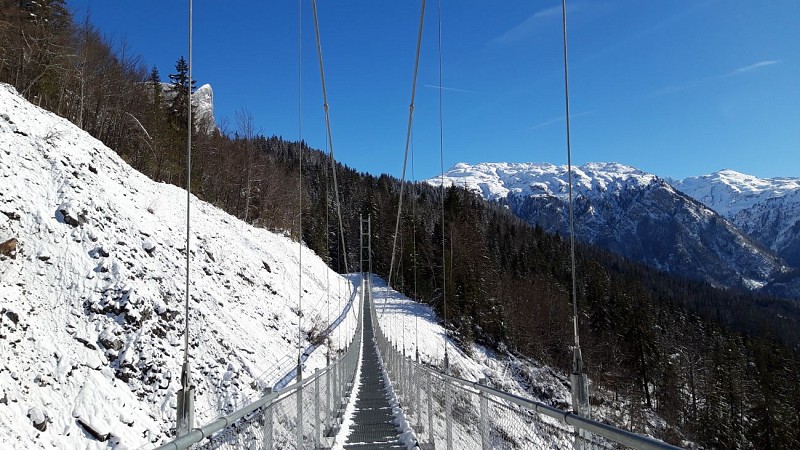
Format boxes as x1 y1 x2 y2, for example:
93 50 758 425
2 2 799 447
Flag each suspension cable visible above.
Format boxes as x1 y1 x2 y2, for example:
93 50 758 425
437 0 448 370
181 0 193 382
412 131 419 360
311 0 349 275
297 0 304 380
325 129 331 361
561 0 580 351
383 0 427 316
176 0 194 436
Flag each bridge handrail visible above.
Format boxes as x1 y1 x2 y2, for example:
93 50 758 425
414 362 681 450
369 274 683 450
152 276 365 450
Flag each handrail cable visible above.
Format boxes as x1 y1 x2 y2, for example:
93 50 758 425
382 0 427 316
311 0 349 275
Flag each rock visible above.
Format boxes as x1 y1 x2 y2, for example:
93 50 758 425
1 210 20 221
142 239 156 255
99 335 123 351
3 309 19 325
76 418 110 442
27 406 47 431
57 201 87 227
0 237 17 259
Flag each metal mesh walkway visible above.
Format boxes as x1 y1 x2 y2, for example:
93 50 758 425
343 297 405 449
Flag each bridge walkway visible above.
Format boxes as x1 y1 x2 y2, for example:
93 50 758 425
342 290 405 449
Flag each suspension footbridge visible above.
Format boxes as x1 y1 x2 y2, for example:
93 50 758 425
156 0 684 447
155 266 680 449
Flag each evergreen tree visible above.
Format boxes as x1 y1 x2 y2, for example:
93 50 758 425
148 65 163 109
168 56 195 130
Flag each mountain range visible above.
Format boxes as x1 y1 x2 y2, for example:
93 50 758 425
430 162 800 298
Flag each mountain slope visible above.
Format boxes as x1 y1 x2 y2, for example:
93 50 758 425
0 83 357 449
675 169 800 266
430 162 785 290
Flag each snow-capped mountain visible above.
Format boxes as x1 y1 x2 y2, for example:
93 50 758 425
159 82 216 133
0 83 356 448
674 169 800 266
192 84 216 133
430 162 786 291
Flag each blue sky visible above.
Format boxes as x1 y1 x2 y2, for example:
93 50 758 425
69 1 799 181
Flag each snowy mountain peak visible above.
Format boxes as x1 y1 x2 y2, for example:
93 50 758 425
193 83 216 133
675 169 800 267
428 160 786 292
675 169 800 217
158 82 216 133
428 161 658 201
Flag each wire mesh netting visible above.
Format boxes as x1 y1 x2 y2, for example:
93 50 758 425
159 281 364 450
370 278 668 450
159 276 676 450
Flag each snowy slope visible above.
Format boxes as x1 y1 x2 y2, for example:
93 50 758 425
675 170 800 266
0 83 357 449
429 162 785 290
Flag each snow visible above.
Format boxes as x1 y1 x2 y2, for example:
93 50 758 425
428 161 657 202
675 169 800 218
675 169 800 261
0 83 357 449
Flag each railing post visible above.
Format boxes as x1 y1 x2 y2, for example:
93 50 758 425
402 354 407 405
414 365 421 427
314 369 321 447
264 387 273 450
326 360 331 431
296 383 303 449
332 357 339 411
445 378 453 450
479 378 490 450
427 370 434 446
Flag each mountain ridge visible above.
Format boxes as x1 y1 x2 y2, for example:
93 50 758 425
429 161 795 295
674 169 800 266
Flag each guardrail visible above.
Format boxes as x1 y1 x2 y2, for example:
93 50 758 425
370 275 683 450
153 279 364 450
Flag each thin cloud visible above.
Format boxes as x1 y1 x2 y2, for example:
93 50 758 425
490 4 572 46
727 60 781 76
423 84 475 94
653 60 782 97
530 110 595 130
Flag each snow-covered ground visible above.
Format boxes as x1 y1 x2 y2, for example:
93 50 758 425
0 83 357 449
